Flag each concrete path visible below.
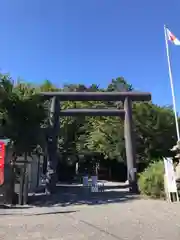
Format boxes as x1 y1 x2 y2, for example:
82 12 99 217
0 198 180 240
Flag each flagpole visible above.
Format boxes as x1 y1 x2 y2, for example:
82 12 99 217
164 25 180 142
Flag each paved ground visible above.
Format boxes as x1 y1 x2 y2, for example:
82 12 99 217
0 182 180 239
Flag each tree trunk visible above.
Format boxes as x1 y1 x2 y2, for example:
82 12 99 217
10 160 16 205
42 154 47 175
36 155 40 188
45 138 57 194
19 168 24 205
19 152 28 205
23 169 28 205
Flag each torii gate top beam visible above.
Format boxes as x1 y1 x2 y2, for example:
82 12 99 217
39 91 151 102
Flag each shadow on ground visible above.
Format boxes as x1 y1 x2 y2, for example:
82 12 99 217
0 204 31 209
28 183 139 207
0 210 79 216
29 210 79 216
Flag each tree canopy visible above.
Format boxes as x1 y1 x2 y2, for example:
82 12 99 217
0 73 178 165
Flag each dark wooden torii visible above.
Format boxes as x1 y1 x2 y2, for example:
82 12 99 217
40 91 151 194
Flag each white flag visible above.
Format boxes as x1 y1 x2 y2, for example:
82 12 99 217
166 28 180 45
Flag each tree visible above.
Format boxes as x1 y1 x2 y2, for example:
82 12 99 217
39 80 57 92
0 72 179 197
133 102 176 162
0 75 46 203
84 116 125 161
107 77 133 92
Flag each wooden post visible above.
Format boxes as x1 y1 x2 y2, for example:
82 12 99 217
124 97 138 193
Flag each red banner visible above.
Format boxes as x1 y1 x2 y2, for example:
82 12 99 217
0 168 4 185
0 142 5 168
0 142 5 185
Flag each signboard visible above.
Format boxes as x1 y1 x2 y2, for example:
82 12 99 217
91 184 98 192
0 142 5 185
163 157 177 193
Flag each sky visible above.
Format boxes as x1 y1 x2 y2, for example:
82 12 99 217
0 0 180 108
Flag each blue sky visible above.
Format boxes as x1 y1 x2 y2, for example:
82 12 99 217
0 0 180 108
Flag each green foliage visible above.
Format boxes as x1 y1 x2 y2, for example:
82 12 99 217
0 75 46 155
134 103 176 162
85 117 125 161
138 161 165 198
0 73 178 167
107 77 133 92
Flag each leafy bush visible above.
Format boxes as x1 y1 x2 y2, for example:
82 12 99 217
138 160 165 198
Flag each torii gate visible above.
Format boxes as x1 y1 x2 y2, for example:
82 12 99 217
40 91 151 194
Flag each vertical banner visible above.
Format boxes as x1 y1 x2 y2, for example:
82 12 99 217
0 141 5 185
163 157 177 193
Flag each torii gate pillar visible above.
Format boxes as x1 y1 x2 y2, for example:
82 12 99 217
124 97 138 193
